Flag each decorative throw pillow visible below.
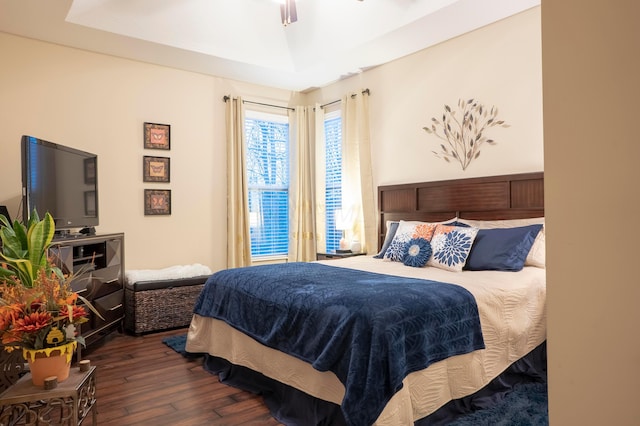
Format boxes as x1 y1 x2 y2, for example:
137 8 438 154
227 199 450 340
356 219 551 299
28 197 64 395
427 224 479 272
383 221 438 262
373 221 400 259
464 224 543 271
403 238 432 267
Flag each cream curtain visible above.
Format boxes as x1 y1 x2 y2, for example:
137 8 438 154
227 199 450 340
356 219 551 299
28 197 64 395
342 91 376 255
314 103 327 252
225 96 252 268
288 106 317 262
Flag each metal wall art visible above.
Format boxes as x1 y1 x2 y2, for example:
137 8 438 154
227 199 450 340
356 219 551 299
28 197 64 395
423 98 509 171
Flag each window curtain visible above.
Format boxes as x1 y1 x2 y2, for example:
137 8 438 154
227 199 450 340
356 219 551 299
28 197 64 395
225 96 252 268
342 91 376 255
314 103 328 252
288 106 317 262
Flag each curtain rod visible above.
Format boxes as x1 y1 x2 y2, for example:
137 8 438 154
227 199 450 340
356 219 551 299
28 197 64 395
319 88 370 109
223 88 370 111
222 95 295 111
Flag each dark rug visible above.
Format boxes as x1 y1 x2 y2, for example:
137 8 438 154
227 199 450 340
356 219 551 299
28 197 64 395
162 333 188 355
163 334 548 425
163 333 204 360
447 382 548 426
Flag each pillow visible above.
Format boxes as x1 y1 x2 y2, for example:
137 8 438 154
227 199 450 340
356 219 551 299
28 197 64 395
403 238 432 268
457 217 546 268
383 221 438 262
373 221 400 259
427 224 479 272
464 224 543 271
456 217 544 229
525 226 546 268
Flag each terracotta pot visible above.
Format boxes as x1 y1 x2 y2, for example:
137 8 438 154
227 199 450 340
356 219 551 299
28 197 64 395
23 341 77 387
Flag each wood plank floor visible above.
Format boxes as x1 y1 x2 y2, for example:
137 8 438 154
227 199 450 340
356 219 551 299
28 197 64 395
83 328 283 425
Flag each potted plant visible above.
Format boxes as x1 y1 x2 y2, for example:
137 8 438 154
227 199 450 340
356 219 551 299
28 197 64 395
0 210 97 386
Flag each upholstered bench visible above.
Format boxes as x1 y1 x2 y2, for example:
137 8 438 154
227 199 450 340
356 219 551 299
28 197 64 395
124 265 212 334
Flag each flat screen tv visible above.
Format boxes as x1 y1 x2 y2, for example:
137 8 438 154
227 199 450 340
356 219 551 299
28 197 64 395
21 135 98 234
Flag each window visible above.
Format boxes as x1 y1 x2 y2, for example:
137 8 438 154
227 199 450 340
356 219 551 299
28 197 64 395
245 110 289 258
324 110 343 252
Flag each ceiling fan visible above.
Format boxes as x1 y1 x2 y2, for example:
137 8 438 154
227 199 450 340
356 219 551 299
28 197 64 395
280 0 297 26
280 0 364 26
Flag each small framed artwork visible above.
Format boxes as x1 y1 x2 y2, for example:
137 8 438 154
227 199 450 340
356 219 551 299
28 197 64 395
143 156 170 183
84 191 96 216
143 122 171 150
144 189 171 215
84 158 96 184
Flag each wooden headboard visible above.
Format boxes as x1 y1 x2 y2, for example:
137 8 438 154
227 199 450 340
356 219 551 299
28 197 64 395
378 172 544 248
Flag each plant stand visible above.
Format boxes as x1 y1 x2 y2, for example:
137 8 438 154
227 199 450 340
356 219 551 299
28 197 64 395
0 365 96 425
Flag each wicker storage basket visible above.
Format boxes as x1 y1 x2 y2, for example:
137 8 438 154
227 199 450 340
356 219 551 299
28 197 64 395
124 275 210 334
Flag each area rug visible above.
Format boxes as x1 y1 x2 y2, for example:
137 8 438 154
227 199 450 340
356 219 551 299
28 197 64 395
447 382 548 426
162 334 548 425
162 333 189 356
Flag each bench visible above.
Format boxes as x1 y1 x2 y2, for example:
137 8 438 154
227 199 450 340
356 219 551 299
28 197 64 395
124 265 211 334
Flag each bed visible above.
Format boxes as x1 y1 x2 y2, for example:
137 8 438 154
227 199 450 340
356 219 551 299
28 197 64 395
186 172 546 425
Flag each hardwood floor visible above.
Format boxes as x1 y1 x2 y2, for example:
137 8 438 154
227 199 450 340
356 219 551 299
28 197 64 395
83 327 283 425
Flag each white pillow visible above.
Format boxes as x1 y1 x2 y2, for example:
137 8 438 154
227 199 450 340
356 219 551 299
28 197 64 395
457 217 545 268
525 226 545 268
456 217 544 229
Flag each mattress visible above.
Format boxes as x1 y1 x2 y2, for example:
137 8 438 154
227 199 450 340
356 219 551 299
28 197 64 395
186 256 546 424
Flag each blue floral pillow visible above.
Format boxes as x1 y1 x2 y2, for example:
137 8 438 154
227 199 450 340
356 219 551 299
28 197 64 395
383 221 438 262
427 224 479 272
403 238 432 267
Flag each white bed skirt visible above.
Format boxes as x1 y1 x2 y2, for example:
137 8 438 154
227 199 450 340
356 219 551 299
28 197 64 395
187 314 541 424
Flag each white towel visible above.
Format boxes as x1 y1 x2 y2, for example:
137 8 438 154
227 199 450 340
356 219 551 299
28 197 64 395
125 264 212 283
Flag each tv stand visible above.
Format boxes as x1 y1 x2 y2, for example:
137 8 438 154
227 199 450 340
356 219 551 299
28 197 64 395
48 233 125 353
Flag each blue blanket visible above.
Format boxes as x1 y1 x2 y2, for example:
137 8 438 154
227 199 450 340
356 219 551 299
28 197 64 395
193 262 484 426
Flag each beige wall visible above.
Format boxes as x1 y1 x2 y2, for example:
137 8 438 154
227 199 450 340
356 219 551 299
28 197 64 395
309 7 543 188
0 32 295 271
542 1 640 425
1 9 543 270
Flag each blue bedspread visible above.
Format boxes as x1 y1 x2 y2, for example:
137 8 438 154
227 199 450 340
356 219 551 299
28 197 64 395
193 262 484 426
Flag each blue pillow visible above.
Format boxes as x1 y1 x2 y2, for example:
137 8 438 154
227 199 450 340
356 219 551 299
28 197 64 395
464 224 543 271
403 238 432 268
373 221 399 258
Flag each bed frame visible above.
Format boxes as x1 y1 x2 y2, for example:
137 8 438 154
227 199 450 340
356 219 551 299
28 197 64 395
377 172 544 247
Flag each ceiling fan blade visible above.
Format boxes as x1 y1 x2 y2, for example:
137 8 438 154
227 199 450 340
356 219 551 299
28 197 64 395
280 0 297 26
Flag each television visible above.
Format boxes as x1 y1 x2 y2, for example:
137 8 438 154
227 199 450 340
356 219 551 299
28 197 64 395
21 135 98 235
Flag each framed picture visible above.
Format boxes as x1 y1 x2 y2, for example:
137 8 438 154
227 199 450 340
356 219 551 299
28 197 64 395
84 191 96 216
144 189 171 215
143 122 171 150
143 156 170 183
84 158 96 184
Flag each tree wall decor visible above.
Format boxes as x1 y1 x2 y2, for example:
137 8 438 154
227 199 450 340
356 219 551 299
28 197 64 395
423 98 509 171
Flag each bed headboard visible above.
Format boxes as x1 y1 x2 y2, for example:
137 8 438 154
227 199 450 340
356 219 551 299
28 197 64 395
377 172 544 248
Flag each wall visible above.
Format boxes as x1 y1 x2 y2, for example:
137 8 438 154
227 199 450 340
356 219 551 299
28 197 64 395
308 7 543 189
542 1 640 425
0 32 295 271
1 7 542 272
